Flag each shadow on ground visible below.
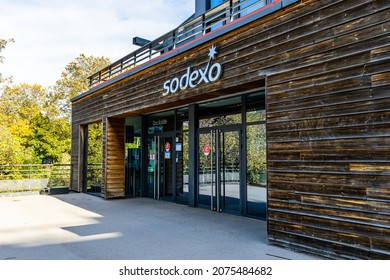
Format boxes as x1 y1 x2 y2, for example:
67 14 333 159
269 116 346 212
0 193 320 260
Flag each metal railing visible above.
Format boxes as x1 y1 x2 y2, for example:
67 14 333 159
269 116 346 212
88 0 278 87
86 163 102 194
0 164 72 193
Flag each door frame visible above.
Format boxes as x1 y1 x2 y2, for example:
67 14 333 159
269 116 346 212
197 124 243 215
149 133 176 201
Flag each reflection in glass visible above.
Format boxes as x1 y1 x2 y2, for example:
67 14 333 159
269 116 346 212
147 137 155 198
247 109 266 123
86 122 103 195
198 132 213 208
246 123 267 219
198 129 241 214
125 116 142 197
200 113 242 128
176 132 189 204
221 130 240 213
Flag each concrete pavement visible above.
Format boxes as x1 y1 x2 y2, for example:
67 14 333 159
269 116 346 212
0 193 321 260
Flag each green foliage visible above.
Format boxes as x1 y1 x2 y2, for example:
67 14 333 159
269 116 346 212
0 84 70 164
0 38 14 84
53 54 111 119
247 124 267 185
27 113 70 163
0 124 29 164
87 122 103 164
0 43 110 165
1 83 53 120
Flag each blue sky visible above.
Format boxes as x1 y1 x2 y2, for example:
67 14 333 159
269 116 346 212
0 0 194 86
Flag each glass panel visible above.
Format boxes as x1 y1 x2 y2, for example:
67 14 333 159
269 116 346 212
148 110 175 134
200 113 242 128
221 130 240 213
210 0 226 9
125 117 142 197
161 137 173 200
198 132 213 208
176 132 189 204
86 122 102 195
247 109 266 123
246 123 267 219
147 137 156 198
246 90 266 123
199 95 242 117
176 107 189 131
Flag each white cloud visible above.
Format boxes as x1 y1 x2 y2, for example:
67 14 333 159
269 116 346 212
0 0 194 86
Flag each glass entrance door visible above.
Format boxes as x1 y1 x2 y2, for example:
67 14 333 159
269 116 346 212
147 135 174 200
198 127 241 214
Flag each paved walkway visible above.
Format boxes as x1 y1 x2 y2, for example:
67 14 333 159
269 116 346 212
0 193 321 260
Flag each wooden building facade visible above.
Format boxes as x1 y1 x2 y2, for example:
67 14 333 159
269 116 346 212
71 0 390 259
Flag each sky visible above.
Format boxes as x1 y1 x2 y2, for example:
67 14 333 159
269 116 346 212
0 0 194 87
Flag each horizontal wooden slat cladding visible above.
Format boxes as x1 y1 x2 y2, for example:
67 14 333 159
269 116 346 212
70 123 81 192
372 46 390 61
269 229 389 260
268 211 390 241
268 137 390 153
70 1 390 124
268 161 390 176
268 210 390 256
269 191 390 213
268 151 390 162
372 72 390 87
267 86 390 119
268 123 390 143
268 225 390 259
268 200 390 225
70 0 390 259
266 0 390 259
102 118 125 199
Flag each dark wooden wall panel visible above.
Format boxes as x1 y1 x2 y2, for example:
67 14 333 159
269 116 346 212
101 118 125 199
266 0 390 259
70 122 81 192
71 0 390 258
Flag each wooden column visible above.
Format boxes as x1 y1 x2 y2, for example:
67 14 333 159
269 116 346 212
70 123 85 193
102 117 125 199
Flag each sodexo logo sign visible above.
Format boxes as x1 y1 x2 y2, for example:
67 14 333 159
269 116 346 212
163 45 223 96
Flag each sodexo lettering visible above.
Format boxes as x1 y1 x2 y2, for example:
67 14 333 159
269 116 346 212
163 45 223 96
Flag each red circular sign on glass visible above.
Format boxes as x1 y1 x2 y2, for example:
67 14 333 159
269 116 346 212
203 145 211 156
165 142 171 152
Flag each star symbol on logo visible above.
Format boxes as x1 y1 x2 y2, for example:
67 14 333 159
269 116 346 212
208 45 218 60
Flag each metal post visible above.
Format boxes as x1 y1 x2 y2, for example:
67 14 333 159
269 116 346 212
153 136 157 199
216 129 221 212
157 136 160 200
211 130 214 210
188 104 198 207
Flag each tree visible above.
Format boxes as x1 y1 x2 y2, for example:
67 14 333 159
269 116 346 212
0 83 69 164
27 113 70 164
0 52 109 165
0 38 14 84
53 54 110 119
0 124 31 164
